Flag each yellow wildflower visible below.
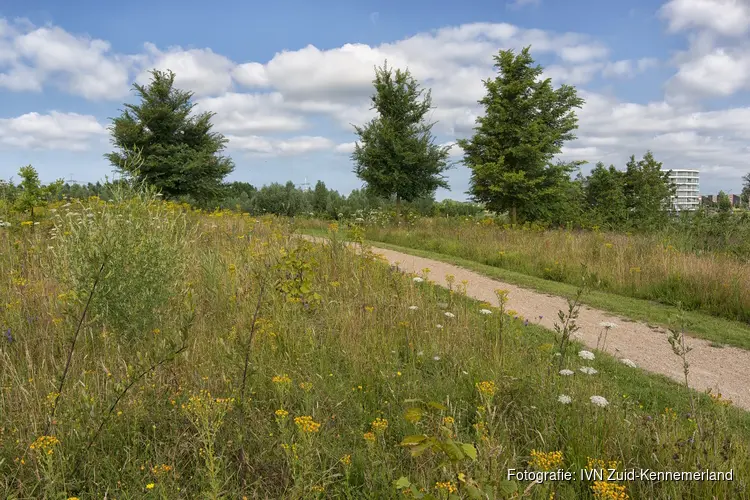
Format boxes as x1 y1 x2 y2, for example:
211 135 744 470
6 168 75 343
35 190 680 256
592 481 629 499
529 450 564 471
272 374 292 385
294 415 321 433
363 432 376 443
29 435 60 456
146 482 155 490
442 416 455 426
299 381 313 392
340 454 352 466
476 380 497 398
275 408 289 419
371 417 388 433
435 482 457 494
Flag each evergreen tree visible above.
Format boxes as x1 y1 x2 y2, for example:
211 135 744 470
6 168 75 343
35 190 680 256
585 162 627 227
312 180 328 215
458 47 584 224
106 69 234 202
352 63 452 214
623 151 674 229
741 173 750 208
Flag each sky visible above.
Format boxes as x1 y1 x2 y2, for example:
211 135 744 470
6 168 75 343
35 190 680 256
0 0 749 200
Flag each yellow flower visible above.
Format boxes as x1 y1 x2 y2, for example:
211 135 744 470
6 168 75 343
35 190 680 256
299 381 313 392
476 380 497 398
294 415 321 433
363 431 376 443
586 457 621 471
311 485 326 493
365 305 374 312
29 435 60 456
146 482 155 490
592 481 629 499
275 408 289 419
435 481 457 494
529 450 564 471
151 464 173 476
340 454 352 466
442 416 455 426
371 417 388 433
272 374 292 385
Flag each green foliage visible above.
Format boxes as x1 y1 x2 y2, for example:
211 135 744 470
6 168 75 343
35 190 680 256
48 184 191 339
352 63 453 207
623 151 675 229
106 69 234 202
459 47 585 224
717 191 732 213
13 165 63 218
741 173 750 207
585 162 628 228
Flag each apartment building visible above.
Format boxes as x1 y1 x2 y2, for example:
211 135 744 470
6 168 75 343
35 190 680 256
668 169 700 211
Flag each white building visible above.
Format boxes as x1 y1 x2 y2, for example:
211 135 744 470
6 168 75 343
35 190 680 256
668 169 700 211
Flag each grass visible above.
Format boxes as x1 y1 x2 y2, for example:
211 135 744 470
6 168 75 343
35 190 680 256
1 194 749 499
299 225 750 351
333 217 750 326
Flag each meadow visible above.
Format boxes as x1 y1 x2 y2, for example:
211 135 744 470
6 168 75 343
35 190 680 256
328 217 750 327
1 191 749 499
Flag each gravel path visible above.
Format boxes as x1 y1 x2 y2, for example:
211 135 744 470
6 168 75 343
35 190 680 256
306 236 750 410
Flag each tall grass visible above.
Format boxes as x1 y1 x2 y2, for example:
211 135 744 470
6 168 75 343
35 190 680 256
354 218 750 324
1 194 748 498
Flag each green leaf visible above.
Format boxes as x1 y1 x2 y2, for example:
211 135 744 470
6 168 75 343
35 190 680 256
400 434 428 446
394 477 412 490
410 438 437 457
496 480 518 497
427 401 448 411
439 439 465 461
404 407 424 423
460 443 478 461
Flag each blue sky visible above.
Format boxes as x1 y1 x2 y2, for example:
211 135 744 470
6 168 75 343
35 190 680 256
1 0 749 199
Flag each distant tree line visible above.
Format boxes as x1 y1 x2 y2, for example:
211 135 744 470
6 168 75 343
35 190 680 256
3 48 749 232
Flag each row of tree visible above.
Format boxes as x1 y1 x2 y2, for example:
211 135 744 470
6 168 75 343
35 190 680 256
3 45 749 230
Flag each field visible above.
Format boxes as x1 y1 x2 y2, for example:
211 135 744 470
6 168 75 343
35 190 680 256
2 192 749 499
331 217 750 327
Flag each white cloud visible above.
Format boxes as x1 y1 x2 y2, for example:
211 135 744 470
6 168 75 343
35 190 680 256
135 43 235 96
0 112 107 151
334 142 356 154
9 25 131 99
196 92 307 134
508 0 541 8
232 62 269 87
227 135 334 155
667 47 750 98
602 58 658 78
661 0 750 36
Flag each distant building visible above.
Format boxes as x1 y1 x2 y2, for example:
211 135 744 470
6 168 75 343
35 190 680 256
701 193 741 207
668 169 700 211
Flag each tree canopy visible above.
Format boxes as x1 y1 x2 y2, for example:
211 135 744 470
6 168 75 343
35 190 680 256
106 69 234 202
458 47 585 224
352 62 452 210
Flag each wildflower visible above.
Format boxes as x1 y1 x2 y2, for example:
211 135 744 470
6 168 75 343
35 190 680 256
479 308 492 315
310 485 326 493
365 305 374 312
371 417 388 432
476 380 497 398
599 322 618 329
294 415 321 433
620 358 637 368
435 482 457 494
413 277 424 283
146 483 155 490
578 350 595 360
4 328 12 344
363 431 376 443
275 409 289 419
151 464 173 476
340 454 352 466
272 374 292 385
579 367 598 375
590 395 609 408
444 312 455 318
443 416 455 426
29 435 60 455
559 369 574 376
436 324 443 329
592 480 629 499
558 394 572 405
299 381 313 392
409 305 419 311
433 355 441 361
529 450 564 471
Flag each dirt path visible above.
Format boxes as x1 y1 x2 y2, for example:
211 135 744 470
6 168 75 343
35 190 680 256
305 236 750 410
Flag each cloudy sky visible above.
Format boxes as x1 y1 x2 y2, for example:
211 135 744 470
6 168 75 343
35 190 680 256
1 0 748 199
